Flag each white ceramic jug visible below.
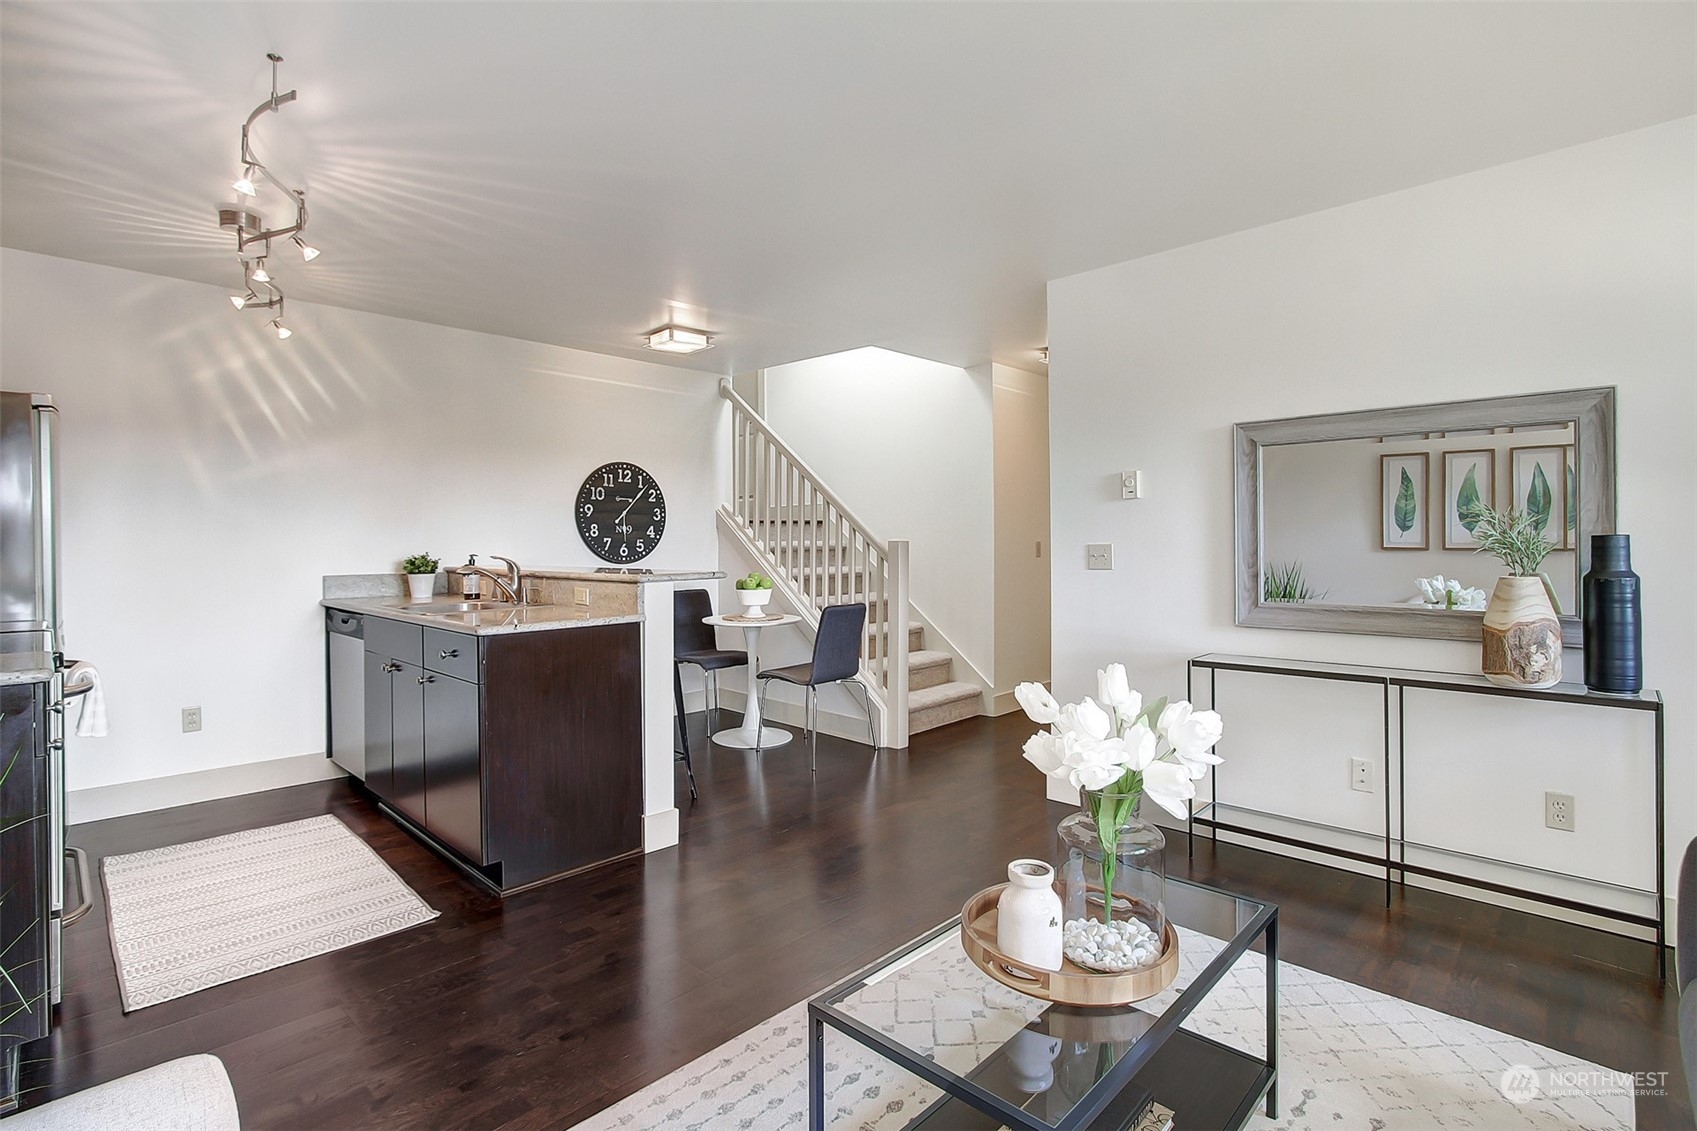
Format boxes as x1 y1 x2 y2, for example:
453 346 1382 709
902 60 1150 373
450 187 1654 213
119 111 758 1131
997 859 1063 971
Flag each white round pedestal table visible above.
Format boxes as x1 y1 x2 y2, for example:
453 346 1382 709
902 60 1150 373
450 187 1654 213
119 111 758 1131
703 612 801 749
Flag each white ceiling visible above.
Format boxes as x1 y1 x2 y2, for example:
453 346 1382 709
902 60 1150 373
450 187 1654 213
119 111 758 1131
2 2 1692 374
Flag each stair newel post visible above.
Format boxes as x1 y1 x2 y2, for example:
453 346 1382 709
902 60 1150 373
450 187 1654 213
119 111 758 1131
888 539 911 749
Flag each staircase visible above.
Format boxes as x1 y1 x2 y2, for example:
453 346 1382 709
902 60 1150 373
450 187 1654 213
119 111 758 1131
718 380 984 747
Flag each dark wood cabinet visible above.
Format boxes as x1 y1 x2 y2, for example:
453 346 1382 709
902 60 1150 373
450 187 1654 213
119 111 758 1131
420 670 482 862
353 614 640 893
362 651 395 799
1 681 48 1113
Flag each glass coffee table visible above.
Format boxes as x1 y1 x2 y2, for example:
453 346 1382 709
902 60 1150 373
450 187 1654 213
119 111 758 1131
808 877 1277 1130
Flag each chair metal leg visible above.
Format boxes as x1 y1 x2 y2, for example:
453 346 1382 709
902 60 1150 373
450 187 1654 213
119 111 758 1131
846 678 877 751
709 671 719 728
809 685 818 773
673 663 697 800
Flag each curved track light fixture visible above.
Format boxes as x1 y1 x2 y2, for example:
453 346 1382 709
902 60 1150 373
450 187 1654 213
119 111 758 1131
218 54 316 339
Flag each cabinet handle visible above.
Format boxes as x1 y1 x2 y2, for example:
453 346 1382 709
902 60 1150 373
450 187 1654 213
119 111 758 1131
439 648 458 659
382 661 402 674
418 674 434 685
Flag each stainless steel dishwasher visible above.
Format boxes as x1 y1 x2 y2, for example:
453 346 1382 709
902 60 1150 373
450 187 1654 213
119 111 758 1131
326 609 366 779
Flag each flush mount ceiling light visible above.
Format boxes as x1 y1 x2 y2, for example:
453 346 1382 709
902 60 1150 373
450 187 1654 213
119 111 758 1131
643 325 714 354
217 54 318 339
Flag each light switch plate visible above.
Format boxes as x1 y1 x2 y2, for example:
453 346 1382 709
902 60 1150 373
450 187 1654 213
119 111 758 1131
1122 470 1142 500
1086 544 1113 570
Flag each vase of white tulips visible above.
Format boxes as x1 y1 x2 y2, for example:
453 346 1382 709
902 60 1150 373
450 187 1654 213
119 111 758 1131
1016 665 1223 972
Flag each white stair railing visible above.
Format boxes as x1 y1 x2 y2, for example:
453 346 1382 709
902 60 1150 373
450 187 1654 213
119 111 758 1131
719 378 910 748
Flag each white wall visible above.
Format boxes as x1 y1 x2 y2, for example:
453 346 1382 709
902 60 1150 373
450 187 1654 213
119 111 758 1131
1261 427 1579 607
1047 120 1695 918
763 346 995 682
1 249 726 800
992 364 1050 704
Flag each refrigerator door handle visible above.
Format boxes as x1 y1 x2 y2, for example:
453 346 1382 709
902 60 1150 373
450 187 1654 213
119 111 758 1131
61 846 92 927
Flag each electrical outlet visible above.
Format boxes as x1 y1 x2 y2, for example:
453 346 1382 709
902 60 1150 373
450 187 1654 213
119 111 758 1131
182 706 202 733
1086 544 1114 570
1350 756 1372 793
1122 470 1143 500
1545 791 1575 832
573 586 591 606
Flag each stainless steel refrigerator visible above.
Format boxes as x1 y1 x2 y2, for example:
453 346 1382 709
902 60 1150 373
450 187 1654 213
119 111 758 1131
0 390 85 1011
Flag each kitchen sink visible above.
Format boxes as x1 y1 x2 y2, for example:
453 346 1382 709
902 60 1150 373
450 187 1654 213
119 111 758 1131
386 600 516 615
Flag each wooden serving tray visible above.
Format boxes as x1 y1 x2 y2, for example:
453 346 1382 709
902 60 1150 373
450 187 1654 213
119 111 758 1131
960 883 1179 1007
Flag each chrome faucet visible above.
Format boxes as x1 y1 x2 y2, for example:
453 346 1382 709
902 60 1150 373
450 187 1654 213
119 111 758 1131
451 555 525 603
490 556 524 602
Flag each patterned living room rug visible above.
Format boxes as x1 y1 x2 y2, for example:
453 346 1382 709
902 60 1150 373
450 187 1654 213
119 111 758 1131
102 814 438 1011
575 926 1634 1131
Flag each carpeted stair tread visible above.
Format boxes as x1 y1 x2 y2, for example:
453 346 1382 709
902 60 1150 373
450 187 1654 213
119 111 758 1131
907 650 953 691
908 681 982 734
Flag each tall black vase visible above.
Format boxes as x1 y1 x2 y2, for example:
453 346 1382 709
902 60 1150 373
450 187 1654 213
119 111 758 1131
1582 534 1642 694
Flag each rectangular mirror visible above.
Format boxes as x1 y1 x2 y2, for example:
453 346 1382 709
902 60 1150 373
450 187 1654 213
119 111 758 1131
1235 388 1615 643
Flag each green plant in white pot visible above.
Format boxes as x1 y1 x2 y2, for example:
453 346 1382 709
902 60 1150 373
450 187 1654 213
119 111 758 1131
402 553 440 602
734 572 775 611
1464 505 1562 689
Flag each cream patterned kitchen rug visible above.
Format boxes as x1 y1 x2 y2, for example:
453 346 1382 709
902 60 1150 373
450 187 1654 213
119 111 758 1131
102 814 438 1010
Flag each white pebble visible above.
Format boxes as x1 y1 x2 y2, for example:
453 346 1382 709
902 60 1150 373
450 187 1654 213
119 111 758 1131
1061 917 1163 972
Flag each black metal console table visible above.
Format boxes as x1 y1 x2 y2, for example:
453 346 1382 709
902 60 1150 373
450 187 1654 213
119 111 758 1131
1185 652 1666 980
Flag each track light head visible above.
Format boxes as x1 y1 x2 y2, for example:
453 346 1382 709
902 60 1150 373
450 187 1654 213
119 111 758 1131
292 235 320 262
272 319 292 340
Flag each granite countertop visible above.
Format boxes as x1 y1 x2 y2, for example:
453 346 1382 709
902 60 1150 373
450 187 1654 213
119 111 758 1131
0 652 56 685
322 597 641 637
520 568 724 584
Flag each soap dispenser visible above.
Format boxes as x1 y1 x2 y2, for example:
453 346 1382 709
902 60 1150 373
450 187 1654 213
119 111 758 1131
460 554 482 600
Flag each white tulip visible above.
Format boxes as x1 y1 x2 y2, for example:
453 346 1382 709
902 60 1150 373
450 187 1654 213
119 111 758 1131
1057 697 1111 741
1120 722 1159 772
1061 735 1134 792
1014 682 1060 725
1156 700 1192 739
1096 664 1141 717
1141 760 1196 820
1022 731 1065 778
1168 708 1224 757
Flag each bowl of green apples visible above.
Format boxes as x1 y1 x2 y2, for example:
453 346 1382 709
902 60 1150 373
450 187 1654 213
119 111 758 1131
734 572 776 611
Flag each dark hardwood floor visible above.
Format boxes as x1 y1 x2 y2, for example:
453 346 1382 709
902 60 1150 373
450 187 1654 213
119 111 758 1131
16 711 1689 1129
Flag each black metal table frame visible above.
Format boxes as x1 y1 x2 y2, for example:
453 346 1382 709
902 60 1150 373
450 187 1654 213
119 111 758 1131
807 878 1278 1131
1185 653 1666 981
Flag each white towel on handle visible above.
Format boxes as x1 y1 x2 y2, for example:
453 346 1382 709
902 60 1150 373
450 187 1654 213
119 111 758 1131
65 661 107 737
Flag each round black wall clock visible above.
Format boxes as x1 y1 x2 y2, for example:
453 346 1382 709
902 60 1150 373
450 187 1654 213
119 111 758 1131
576 461 666 562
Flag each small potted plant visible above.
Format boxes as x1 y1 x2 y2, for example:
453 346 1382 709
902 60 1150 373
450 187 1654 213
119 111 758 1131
1463 504 1562 689
734 572 775 611
402 552 440 602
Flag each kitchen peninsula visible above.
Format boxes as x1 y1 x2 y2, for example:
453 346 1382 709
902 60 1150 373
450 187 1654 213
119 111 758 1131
323 567 720 893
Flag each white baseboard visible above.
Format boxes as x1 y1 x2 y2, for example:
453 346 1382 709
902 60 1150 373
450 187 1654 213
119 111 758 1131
644 807 680 852
68 752 348 826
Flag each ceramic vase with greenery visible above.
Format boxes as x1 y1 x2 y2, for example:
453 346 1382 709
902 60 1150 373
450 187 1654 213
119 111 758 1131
1464 505 1562 689
402 553 440 602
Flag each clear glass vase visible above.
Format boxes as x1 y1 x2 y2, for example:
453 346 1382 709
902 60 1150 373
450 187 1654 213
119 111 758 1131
1055 789 1166 943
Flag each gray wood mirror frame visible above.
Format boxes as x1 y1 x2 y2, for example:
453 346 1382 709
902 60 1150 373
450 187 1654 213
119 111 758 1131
1234 387 1616 644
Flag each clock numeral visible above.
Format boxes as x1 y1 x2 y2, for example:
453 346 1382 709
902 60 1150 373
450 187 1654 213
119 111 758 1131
618 468 633 483
581 504 592 517
647 488 657 501
647 527 656 538
588 523 598 537
602 474 613 487
618 544 629 557
602 538 611 551
636 540 645 554
590 486 605 500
